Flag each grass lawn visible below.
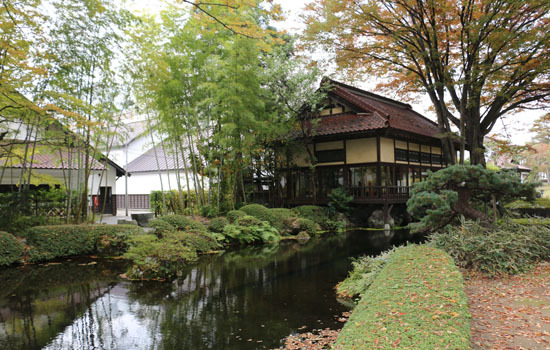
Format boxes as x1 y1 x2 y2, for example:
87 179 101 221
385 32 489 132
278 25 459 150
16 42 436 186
539 184 550 199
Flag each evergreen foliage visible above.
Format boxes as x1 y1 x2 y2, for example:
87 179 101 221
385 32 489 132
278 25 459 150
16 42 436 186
327 188 353 216
239 204 277 226
407 165 537 232
124 235 198 280
0 232 24 267
207 217 229 233
148 219 176 238
25 224 144 262
166 231 221 253
226 210 247 223
431 219 550 276
157 215 207 232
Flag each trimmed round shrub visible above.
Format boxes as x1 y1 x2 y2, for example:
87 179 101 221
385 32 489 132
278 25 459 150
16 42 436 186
226 210 247 223
124 234 198 280
158 215 207 232
0 231 24 267
208 217 229 233
269 208 294 222
168 231 221 253
148 219 176 238
239 204 277 225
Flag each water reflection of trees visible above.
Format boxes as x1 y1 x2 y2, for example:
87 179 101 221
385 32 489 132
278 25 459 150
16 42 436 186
0 260 124 350
0 230 408 350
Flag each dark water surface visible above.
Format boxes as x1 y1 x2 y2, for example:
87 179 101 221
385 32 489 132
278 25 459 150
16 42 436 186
0 229 408 350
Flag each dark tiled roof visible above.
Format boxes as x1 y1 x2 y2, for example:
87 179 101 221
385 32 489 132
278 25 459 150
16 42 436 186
1 146 105 171
127 145 189 173
0 144 126 176
311 112 388 136
311 80 440 139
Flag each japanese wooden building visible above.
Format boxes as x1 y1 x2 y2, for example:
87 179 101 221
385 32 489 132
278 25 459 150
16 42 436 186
279 79 446 206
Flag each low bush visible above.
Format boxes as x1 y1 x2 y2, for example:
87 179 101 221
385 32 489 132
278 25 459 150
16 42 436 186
336 247 397 299
25 224 144 262
148 219 176 238
510 218 550 227
506 198 550 209
226 210 247 223
293 205 342 232
327 188 353 216
124 235 198 280
221 218 280 245
295 218 317 235
0 231 24 267
208 217 229 233
431 219 550 276
239 204 277 226
157 215 207 232
236 215 263 227
269 208 294 222
95 225 145 256
167 231 221 253
334 245 470 349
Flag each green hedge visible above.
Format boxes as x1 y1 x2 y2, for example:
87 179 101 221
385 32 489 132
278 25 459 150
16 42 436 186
25 224 144 262
0 231 24 267
334 245 470 350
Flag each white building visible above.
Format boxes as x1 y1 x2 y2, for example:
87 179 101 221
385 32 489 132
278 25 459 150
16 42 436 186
106 113 203 212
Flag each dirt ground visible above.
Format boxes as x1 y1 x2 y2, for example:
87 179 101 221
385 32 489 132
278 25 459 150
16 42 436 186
465 262 550 350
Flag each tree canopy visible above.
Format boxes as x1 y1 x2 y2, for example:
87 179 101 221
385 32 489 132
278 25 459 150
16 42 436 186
303 0 550 166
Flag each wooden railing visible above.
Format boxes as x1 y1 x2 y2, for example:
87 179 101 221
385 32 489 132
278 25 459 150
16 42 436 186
290 185 410 203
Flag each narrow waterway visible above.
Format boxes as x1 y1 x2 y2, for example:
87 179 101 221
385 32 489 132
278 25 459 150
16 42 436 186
0 229 410 350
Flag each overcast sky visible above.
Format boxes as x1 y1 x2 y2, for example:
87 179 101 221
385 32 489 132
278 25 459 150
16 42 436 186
126 0 544 145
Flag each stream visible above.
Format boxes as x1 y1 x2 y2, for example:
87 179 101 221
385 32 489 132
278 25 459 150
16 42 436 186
0 229 411 350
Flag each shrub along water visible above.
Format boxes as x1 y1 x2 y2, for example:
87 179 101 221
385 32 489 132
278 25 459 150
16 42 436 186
220 215 280 244
0 232 24 267
334 245 470 349
157 215 207 232
431 218 550 276
24 224 144 263
124 234 198 280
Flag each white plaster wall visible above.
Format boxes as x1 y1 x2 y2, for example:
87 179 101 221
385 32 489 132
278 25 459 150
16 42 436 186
109 135 158 166
1 166 117 194
115 170 205 195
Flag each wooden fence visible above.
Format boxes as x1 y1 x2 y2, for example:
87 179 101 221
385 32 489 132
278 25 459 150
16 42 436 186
113 194 150 210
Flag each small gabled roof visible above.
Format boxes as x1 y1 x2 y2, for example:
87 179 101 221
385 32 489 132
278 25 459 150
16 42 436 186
0 143 126 177
310 79 441 139
126 144 189 173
